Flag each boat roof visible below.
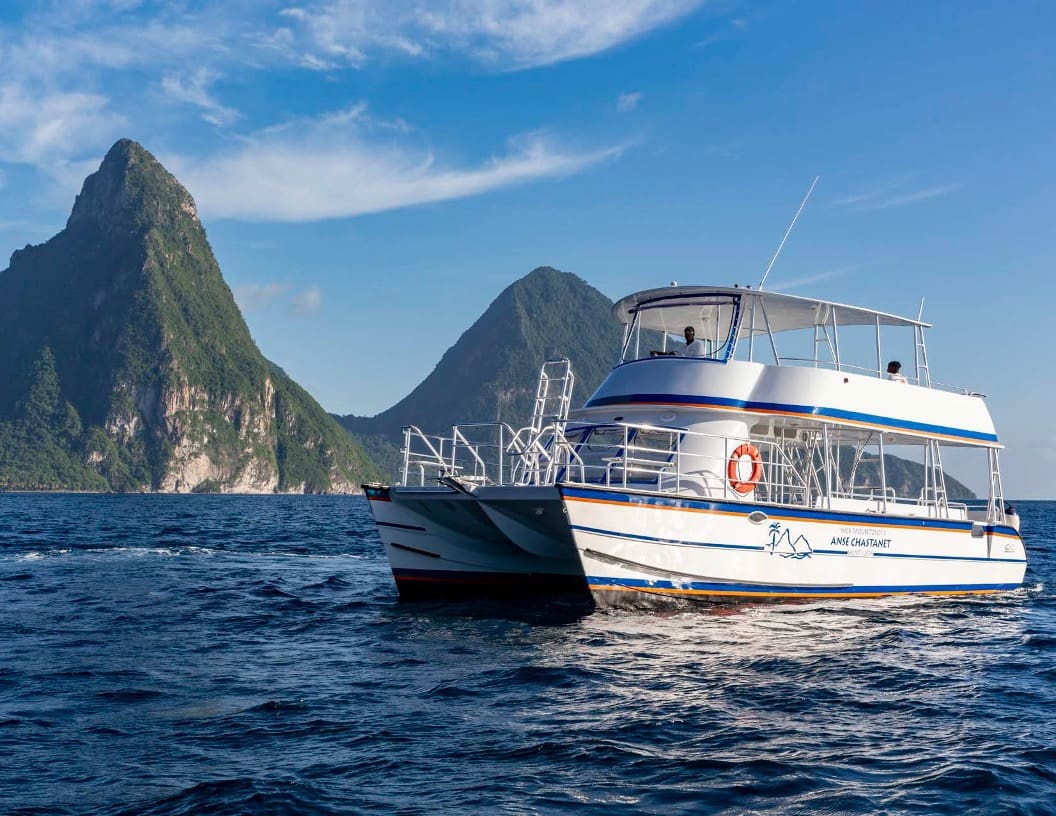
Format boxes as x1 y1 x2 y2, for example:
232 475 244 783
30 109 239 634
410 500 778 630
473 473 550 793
613 286 931 333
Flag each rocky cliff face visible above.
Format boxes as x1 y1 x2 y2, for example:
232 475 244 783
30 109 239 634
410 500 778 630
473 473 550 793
0 140 377 492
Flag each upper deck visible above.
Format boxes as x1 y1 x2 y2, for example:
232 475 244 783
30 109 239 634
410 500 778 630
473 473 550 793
614 285 966 385
586 284 999 447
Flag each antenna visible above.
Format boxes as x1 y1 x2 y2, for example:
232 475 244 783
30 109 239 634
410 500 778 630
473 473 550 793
758 176 819 290
917 297 925 322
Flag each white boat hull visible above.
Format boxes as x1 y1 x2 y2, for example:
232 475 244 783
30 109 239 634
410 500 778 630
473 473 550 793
558 484 1027 606
363 484 585 598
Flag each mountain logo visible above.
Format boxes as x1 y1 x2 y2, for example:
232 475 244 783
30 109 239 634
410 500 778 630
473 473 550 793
767 521 813 559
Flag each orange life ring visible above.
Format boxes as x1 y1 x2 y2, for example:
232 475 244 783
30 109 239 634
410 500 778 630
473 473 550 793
727 443 763 494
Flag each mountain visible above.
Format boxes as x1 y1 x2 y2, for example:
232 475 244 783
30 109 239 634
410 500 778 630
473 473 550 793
340 265 624 440
0 139 378 492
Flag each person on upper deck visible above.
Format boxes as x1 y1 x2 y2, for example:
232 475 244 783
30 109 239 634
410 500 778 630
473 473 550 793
651 326 707 357
680 326 707 357
886 360 907 383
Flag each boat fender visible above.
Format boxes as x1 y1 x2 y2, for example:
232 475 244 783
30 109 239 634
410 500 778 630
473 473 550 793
727 444 763 494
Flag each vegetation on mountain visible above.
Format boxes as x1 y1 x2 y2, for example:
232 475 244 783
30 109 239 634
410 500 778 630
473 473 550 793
835 446 975 501
0 348 109 490
269 362 378 492
0 139 377 492
339 266 622 448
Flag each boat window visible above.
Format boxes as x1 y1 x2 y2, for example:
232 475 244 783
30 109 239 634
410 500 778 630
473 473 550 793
620 294 741 363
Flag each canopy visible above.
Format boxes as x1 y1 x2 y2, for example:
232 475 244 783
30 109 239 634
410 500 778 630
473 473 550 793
613 286 930 335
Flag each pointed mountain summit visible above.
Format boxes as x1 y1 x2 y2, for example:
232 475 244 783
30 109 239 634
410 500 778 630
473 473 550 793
341 266 623 445
0 139 377 492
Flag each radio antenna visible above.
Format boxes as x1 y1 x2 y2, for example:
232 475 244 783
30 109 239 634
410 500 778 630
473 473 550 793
758 176 819 290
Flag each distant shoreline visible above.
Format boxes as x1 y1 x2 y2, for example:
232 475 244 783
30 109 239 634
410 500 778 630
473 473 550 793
0 489 366 496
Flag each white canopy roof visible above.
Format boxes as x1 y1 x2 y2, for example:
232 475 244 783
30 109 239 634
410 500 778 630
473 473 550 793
613 286 930 335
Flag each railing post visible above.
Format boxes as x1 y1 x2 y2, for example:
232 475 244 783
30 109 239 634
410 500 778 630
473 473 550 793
401 427 411 487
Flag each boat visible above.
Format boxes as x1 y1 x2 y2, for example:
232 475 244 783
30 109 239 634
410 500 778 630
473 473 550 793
364 284 1026 606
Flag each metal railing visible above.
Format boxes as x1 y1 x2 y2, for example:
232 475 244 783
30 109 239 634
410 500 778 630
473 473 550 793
402 418 993 522
400 420 587 488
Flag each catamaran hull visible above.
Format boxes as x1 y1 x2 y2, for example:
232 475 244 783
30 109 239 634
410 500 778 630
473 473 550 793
558 484 1027 607
363 484 586 598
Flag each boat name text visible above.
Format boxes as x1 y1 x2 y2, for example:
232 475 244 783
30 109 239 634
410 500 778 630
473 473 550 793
830 535 892 548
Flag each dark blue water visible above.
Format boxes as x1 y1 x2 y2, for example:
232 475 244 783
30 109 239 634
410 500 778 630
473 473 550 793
1 495 1053 815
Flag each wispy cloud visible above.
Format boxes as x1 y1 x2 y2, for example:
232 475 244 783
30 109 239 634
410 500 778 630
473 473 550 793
0 83 126 166
289 286 323 316
695 14 750 48
161 68 240 127
235 282 288 312
167 107 623 222
277 0 706 70
617 91 644 112
236 281 325 315
0 2 636 223
832 180 962 212
863 184 962 210
774 266 856 291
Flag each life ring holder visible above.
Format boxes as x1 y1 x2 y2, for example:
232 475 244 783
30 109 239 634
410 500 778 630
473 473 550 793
727 443 763 494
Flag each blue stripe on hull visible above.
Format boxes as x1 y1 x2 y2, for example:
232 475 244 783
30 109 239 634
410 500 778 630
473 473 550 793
587 576 1022 597
560 485 1020 537
583 392 998 443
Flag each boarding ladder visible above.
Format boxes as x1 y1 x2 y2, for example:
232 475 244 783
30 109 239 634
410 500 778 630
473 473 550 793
530 358 575 435
514 359 576 485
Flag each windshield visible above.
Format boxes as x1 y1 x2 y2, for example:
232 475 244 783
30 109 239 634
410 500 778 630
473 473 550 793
620 294 741 363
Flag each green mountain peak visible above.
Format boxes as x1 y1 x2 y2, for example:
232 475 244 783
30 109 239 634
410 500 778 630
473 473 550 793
0 139 378 492
66 139 198 236
338 266 622 476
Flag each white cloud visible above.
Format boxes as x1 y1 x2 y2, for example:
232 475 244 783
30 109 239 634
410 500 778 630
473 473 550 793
235 282 288 311
0 5 231 83
833 180 962 212
774 266 856 291
289 286 323 316
0 2 634 222
863 184 962 210
167 107 622 222
0 83 126 166
161 68 240 127
617 91 644 112
279 0 706 69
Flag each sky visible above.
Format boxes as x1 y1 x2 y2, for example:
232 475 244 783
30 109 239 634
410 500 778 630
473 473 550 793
0 1 1053 497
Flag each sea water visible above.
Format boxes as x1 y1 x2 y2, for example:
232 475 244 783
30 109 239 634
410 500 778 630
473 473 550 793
1 494 1053 815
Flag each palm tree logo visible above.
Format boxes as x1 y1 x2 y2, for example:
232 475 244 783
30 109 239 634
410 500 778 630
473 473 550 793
768 521 813 559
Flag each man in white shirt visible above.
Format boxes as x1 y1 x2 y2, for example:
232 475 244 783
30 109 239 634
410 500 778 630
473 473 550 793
885 360 907 383
650 325 708 357
679 326 707 357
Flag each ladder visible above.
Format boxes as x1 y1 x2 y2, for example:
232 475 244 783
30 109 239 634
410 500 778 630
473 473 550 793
530 358 575 435
515 359 576 485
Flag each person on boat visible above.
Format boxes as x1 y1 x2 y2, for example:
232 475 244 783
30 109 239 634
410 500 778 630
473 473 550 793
680 326 707 356
886 360 907 383
651 326 707 357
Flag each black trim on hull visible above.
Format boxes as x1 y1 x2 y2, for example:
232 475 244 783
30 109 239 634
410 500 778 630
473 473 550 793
392 568 589 599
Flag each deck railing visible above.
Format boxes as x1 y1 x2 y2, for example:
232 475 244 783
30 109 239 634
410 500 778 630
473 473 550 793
401 420 1002 524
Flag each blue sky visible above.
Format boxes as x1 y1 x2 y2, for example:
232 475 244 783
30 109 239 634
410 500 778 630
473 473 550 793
0 1 1053 496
